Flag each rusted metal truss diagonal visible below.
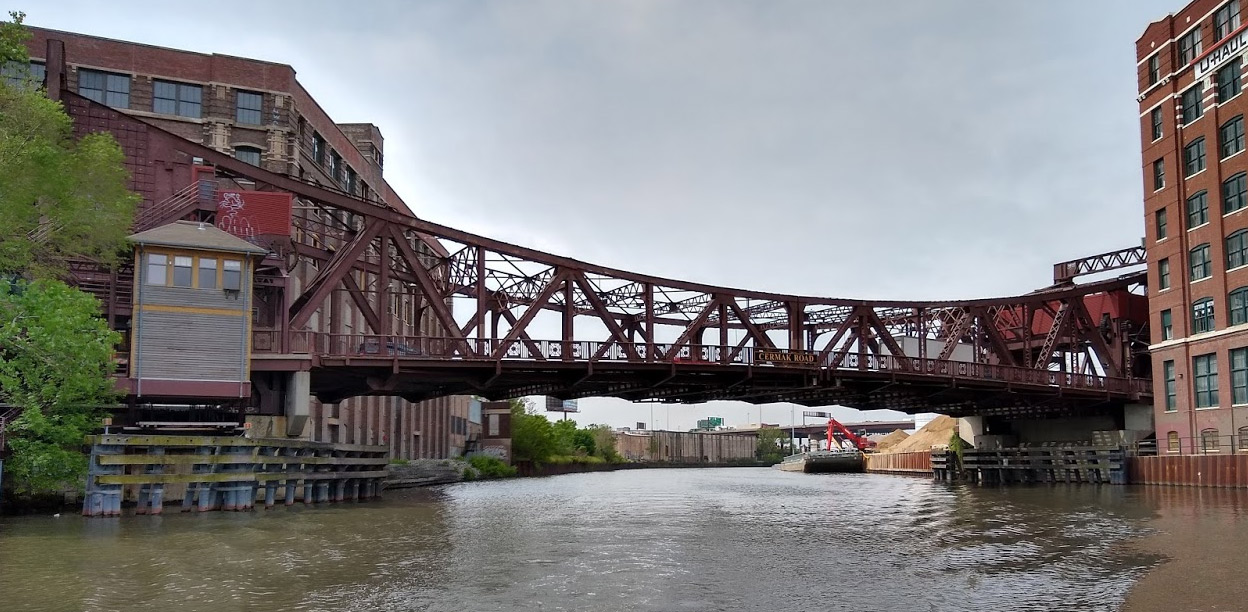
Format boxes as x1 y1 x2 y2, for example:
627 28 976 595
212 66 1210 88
1052 246 1146 284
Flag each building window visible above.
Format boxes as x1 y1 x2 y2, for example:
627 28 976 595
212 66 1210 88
1194 298 1216 333
312 132 325 165
329 151 342 182
1160 257 1171 289
1193 243 1213 282
1230 230 1248 269
1156 208 1168 239
1167 431 1181 453
171 256 193 288
235 146 262 166
1223 117 1246 160
1194 353 1219 408
1 60 44 88
1149 54 1161 85
1188 190 1209 227
77 69 130 108
1234 348 1248 404
145 253 168 286
1182 84 1204 125
223 260 242 291
236 91 263 125
1232 287 1248 325
1179 28 1203 66
1226 174 1248 216
1240 426 1248 450
1153 158 1166 190
1216 1 1241 40
1162 308 1174 340
345 168 357 194
1202 428 1221 452
1220 58 1244 103
1164 360 1177 411
199 257 217 289
1151 107 1164 141
153 80 202 118
1185 138 1207 176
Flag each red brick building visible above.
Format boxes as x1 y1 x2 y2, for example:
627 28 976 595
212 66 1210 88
1139 1 1248 453
14 27 473 460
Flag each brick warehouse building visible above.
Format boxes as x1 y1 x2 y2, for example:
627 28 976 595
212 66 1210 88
1139 0 1248 454
14 27 474 460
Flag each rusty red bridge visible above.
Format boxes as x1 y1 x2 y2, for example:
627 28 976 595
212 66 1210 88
41 49 1152 423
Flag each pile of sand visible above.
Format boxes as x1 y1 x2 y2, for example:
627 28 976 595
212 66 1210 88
872 429 910 453
888 415 961 454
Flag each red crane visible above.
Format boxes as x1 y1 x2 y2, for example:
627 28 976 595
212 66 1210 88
825 418 875 452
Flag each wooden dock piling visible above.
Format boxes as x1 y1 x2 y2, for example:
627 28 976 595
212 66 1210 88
81 435 389 517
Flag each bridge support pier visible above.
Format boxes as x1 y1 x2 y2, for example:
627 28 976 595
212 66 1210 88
286 371 310 437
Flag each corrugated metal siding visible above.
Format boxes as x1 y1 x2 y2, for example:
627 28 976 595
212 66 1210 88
139 284 248 311
135 311 247 381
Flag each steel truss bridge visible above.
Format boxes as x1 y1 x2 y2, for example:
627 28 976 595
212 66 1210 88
49 55 1152 420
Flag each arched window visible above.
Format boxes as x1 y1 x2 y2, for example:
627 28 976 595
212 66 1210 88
1229 230 1248 269
1225 171 1248 213
1202 428 1221 453
1188 189 1210 226
1168 431 1181 453
1191 243 1213 280
1193 297 1216 333
1231 287 1248 326
234 145 262 166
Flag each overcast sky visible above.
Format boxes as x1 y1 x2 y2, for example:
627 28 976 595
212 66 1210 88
32 0 1180 430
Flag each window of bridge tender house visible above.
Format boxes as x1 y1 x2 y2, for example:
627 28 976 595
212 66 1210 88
223 260 242 291
199 258 217 289
145 253 167 286
172 256 193 288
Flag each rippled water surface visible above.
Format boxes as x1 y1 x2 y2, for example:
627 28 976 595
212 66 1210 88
0 469 1173 611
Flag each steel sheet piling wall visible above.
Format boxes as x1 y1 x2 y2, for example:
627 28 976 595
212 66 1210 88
864 451 933 474
1129 454 1248 488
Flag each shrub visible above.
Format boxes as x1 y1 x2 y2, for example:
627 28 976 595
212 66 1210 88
468 455 517 479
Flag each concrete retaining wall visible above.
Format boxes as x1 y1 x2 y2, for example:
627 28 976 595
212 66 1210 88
615 431 756 463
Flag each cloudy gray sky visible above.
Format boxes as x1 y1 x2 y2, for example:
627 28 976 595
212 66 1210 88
34 0 1178 430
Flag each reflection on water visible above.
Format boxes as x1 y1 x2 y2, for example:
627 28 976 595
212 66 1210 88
0 468 1219 612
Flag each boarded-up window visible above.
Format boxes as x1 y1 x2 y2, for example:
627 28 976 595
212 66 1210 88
1239 427 1248 451
488 414 499 436
1202 428 1221 452
1168 431 1180 453
146 253 167 286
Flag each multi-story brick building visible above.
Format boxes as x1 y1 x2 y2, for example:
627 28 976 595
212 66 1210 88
1139 0 1248 454
15 27 473 460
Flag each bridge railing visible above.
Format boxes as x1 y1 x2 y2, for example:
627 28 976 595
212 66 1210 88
293 333 1148 396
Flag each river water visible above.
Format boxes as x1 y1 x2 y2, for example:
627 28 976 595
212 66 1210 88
0 468 1231 612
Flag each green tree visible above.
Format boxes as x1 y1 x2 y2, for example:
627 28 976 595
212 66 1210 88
0 13 137 498
586 424 620 462
756 428 789 464
0 12 139 279
509 398 558 463
0 280 121 495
